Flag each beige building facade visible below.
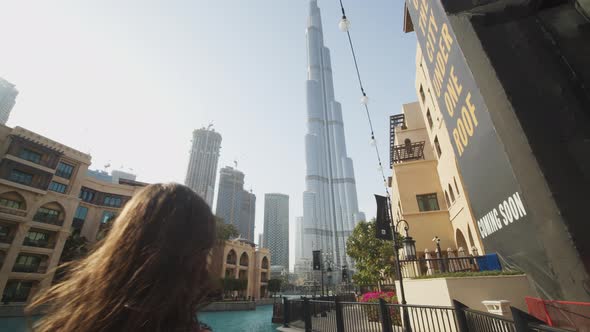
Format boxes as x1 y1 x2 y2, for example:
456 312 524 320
209 238 270 300
0 125 146 304
389 44 484 255
0 125 91 303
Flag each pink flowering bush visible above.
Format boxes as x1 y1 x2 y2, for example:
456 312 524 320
359 291 401 323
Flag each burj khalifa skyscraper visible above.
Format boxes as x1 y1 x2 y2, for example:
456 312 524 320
301 0 365 270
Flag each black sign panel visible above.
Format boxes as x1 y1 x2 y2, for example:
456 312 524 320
375 195 393 240
312 250 321 271
404 0 551 290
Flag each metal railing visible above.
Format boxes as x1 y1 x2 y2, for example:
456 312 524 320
391 141 426 165
0 206 27 217
464 308 515 332
399 255 479 278
32 214 63 226
276 298 570 332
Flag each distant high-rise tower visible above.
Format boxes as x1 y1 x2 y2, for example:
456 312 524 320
301 0 366 270
0 78 18 124
185 127 222 207
295 216 304 263
216 166 256 241
264 194 289 270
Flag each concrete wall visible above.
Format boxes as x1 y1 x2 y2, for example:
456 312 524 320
397 274 537 312
448 9 590 301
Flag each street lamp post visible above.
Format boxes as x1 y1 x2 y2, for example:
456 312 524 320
433 236 446 272
391 219 415 332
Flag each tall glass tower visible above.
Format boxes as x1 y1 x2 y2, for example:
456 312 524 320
0 78 18 125
185 126 222 207
301 0 365 271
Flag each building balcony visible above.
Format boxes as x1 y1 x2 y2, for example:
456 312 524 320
32 214 64 227
12 264 47 274
390 114 409 167
391 141 426 165
0 206 27 218
22 238 51 249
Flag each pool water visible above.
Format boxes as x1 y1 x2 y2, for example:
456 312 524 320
0 306 278 332
200 305 279 332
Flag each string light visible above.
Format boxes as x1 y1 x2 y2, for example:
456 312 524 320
337 0 390 200
339 16 351 32
360 93 369 105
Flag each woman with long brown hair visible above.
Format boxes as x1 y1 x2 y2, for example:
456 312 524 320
26 183 216 331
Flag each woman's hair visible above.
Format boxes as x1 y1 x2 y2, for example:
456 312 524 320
27 183 216 332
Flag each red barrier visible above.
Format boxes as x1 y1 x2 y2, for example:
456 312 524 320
526 296 590 331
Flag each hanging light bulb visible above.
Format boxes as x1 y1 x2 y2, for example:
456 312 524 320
370 136 377 146
339 16 351 32
360 94 369 105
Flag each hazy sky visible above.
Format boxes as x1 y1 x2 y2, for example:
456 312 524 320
0 0 417 269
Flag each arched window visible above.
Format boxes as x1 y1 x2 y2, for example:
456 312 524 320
0 191 27 210
448 184 455 202
434 136 442 157
454 177 460 196
444 191 451 208
226 250 237 265
261 256 269 269
239 252 249 267
33 202 64 226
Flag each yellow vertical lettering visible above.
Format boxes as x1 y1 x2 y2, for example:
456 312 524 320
466 92 478 127
444 91 454 117
453 129 464 156
457 119 468 146
441 23 453 49
461 106 474 136
450 67 462 98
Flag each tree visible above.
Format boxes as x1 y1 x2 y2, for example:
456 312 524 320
346 220 396 286
216 217 239 241
59 234 89 264
268 278 282 297
54 234 90 283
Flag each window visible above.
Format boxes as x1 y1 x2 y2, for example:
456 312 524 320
23 231 49 248
0 225 9 237
445 191 451 208
79 187 96 203
55 162 74 179
8 169 33 185
73 206 88 232
0 198 22 209
33 207 61 224
448 184 455 202
2 281 34 302
103 195 122 208
13 254 41 273
454 177 460 196
101 211 117 224
416 193 440 212
419 85 425 102
48 181 67 193
434 136 442 157
0 224 10 242
19 149 41 164
74 206 88 220
426 109 433 128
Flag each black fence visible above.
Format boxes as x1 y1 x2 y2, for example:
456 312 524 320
275 298 570 332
